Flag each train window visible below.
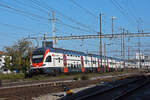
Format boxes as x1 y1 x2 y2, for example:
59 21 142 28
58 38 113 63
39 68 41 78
85 60 87 64
85 57 87 64
74 65 76 68
68 64 70 67
92 60 94 64
46 56 51 62
79 64 81 68
71 64 73 68
58 57 60 63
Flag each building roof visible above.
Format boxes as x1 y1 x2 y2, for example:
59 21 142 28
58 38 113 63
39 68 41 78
0 51 5 55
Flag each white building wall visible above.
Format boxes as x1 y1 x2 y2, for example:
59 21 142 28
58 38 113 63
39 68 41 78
0 55 5 70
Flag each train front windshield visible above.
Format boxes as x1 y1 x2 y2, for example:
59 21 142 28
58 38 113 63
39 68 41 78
32 49 45 63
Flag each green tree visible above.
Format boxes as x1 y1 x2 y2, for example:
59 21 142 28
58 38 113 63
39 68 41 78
3 56 11 71
3 39 33 73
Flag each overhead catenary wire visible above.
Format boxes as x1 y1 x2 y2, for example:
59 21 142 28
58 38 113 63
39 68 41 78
29 0 97 32
56 19 97 34
0 22 37 33
0 2 48 21
112 0 144 30
69 0 97 18
120 0 143 30
110 0 137 26
126 1 140 23
13 0 48 14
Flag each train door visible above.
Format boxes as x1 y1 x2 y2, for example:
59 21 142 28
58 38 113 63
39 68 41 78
91 56 93 72
80 56 85 72
107 59 109 72
63 54 68 73
53 58 55 67
45 55 52 67
98 59 100 72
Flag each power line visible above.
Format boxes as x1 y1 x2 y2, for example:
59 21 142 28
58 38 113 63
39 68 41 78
0 22 37 33
126 1 139 23
0 1 98 36
56 19 97 34
13 0 48 14
110 0 136 26
69 0 97 18
120 0 143 30
29 0 97 32
0 2 48 21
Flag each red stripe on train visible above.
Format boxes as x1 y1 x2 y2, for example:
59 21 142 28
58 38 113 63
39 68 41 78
98 59 100 72
63 54 68 73
107 65 109 72
64 67 68 73
81 56 84 72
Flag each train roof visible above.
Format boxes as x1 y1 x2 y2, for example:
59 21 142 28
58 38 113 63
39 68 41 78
33 47 126 62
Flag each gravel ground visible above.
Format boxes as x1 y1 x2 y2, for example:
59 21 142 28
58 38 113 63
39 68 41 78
0 72 140 100
33 84 96 100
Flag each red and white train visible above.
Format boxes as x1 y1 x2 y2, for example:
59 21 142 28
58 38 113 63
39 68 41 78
29 47 136 75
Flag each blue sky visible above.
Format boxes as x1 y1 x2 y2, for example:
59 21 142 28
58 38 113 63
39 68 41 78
0 0 150 59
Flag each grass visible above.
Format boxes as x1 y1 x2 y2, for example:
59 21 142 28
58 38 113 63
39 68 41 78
0 73 24 82
81 75 89 80
0 69 140 83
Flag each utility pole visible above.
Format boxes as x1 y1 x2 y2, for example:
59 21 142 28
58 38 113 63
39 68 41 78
121 27 125 69
128 47 130 61
104 42 106 72
111 16 116 37
121 28 123 58
99 13 103 67
123 28 125 69
50 11 56 48
42 34 46 47
138 30 141 68
127 31 130 61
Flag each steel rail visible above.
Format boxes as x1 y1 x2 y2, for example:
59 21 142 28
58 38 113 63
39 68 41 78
76 76 146 100
113 77 150 100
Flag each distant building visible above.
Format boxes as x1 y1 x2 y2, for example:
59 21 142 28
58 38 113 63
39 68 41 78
136 53 145 60
0 51 12 73
0 51 5 70
135 53 150 68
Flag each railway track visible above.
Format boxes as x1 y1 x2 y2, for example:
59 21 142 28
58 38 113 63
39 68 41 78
61 74 150 100
85 76 147 100
0 73 135 89
113 76 150 100
0 73 140 100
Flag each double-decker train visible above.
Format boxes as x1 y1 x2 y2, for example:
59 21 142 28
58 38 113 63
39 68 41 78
28 46 136 76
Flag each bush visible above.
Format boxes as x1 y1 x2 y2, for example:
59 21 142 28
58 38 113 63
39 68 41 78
81 75 89 80
73 76 79 81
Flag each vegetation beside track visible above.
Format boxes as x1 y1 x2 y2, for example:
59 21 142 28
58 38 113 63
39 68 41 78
0 69 141 83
